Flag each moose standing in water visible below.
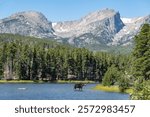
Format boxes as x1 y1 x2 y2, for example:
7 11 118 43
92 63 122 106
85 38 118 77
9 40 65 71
74 83 86 91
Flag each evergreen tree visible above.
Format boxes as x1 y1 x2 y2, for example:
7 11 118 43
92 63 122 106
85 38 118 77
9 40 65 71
132 24 150 81
118 73 130 92
131 24 150 99
102 65 120 86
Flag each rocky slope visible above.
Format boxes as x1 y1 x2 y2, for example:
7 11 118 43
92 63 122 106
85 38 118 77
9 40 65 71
0 9 150 50
0 11 55 38
53 9 125 47
111 15 150 46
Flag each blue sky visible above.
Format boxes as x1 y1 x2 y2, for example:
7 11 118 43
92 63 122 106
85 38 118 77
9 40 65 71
0 0 150 22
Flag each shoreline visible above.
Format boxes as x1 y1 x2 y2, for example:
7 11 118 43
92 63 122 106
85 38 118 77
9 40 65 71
0 80 96 84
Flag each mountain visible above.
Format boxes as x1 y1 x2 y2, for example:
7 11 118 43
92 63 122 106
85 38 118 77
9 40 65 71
53 9 124 47
111 15 150 46
0 11 55 38
0 9 150 51
53 9 150 48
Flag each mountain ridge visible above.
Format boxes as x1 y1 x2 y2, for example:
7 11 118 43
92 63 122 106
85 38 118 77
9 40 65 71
0 9 150 51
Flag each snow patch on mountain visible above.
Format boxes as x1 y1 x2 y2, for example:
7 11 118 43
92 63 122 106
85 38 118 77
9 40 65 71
52 22 57 27
121 17 144 24
121 18 133 24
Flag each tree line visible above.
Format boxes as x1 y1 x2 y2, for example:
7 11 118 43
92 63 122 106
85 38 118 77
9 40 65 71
0 34 130 83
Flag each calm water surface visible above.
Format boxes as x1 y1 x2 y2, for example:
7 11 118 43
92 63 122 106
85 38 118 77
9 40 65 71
0 84 129 100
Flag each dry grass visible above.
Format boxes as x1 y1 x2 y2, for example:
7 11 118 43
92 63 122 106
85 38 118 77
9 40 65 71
0 80 42 83
57 80 95 84
93 84 133 94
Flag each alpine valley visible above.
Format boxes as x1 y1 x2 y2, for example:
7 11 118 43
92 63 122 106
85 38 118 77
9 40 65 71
0 8 150 52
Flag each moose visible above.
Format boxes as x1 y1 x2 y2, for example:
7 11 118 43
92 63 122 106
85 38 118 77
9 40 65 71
74 83 86 91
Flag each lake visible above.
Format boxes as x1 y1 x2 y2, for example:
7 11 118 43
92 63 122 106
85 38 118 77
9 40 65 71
0 84 129 100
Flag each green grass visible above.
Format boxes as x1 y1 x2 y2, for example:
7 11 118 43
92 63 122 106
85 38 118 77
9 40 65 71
92 84 133 94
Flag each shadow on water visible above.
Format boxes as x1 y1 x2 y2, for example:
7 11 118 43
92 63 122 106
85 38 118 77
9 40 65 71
0 83 129 100
74 90 84 92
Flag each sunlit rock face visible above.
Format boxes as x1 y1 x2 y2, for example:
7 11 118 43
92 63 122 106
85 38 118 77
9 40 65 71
0 9 150 48
53 9 124 46
0 11 55 38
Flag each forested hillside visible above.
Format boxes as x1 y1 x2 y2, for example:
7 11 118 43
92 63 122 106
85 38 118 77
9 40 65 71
0 34 130 83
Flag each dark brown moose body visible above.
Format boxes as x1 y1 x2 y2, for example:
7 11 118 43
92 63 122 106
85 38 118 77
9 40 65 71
74 83 86 90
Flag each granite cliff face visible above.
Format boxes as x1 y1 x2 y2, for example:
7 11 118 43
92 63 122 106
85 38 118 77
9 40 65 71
53 9 124 46
0 11 55 38
0 9 150 50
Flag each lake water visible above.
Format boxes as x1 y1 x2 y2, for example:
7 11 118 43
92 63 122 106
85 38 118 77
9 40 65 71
0 84 129 100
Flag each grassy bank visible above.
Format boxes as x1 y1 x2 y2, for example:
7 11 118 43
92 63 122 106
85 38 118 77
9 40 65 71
0 80 42 83
92 84 133 94
0 80 95 84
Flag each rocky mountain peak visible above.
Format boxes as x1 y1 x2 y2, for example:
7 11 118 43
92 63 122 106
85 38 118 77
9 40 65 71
0 11 55 38
83 8 117 21
53 8 124 46
10 11 49 24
